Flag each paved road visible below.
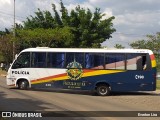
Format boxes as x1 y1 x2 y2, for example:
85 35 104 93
0 76 160 120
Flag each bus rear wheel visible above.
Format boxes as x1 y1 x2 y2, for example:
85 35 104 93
96 84 110 96
18 80 29 90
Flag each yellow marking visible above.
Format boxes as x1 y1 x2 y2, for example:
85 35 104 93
32 80 53 84
83 70 124 77
31 70 124 84
31 77 68 84
152 60 156 67
53 76 69 80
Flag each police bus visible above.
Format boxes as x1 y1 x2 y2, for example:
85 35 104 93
6 48 157 96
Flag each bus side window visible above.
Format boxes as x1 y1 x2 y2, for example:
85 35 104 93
136 56 143 70
142 56 147 70
47 53 65 68
136 55 147 70
126 54 147 71
56 53 65 68
75 53 84 67
85 53 104 69
66 53 84 68
93 53 104 69
66 53 74 67
31 52 46 68
85 53 94 68
105 54 125 70
127 54 140 70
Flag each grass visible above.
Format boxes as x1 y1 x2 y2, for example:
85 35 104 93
157 80 160 90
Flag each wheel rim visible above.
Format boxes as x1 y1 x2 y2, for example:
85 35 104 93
20 82 24 89
99 86 107 95
19 81 27 89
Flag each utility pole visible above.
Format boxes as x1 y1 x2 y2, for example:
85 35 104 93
13 0 15 60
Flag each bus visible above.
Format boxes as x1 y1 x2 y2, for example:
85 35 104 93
6 47 157 96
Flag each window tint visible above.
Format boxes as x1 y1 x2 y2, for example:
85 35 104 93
12 51 150 71
31 52 46 68
105 54 125 70
66 53 74 67
127 54 147 70
66 53 84 68
47 52 65 68
75 53 84 67
12 52 30 69
85 53 104 69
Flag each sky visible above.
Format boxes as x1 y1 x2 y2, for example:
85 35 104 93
0 0 160 48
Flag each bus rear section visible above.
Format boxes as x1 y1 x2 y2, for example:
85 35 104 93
6 48 157 96
106 51 157 92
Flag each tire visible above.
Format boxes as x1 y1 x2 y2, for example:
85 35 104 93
18 80 29 90
96 84 110 96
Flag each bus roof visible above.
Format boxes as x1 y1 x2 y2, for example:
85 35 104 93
21 47 153 54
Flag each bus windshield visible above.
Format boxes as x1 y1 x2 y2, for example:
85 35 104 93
12 52 30 69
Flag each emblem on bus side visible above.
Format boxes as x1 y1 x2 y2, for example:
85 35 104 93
66 60 83 80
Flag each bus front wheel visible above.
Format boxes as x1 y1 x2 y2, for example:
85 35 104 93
18 80 29 90
96 84 110 96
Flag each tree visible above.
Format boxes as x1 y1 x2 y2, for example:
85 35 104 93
0 0 116 63
0 29 10 35
0 29 13 63
114 44 125 49
0 34 13 63
24 8 56 29
16 27 74 51
130 33 160 53
23 0 116 48
130 32 160 72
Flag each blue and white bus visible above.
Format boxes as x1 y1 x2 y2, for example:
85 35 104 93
6 48 157 96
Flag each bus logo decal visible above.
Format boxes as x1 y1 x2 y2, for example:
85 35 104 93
66 60 83 80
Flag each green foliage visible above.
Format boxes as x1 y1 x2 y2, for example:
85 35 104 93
157 80 160 90
0 0 116 63
0 34 13 63
114 44 125 49
67 6 116 48
130 33 160 51
0 29 13 63
24 8 55 29
0 52 4 62
0 29 10 35
130 32 160 72
156 62 160 73
16 27 74 51
23 1 115 48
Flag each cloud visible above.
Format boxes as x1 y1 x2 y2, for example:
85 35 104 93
0 17 12 29
114 10 160 35
88 0 109 6
66 1 95 13
0 0 60 30
101 8 113 19
0 0 13 30
1 0 11 5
